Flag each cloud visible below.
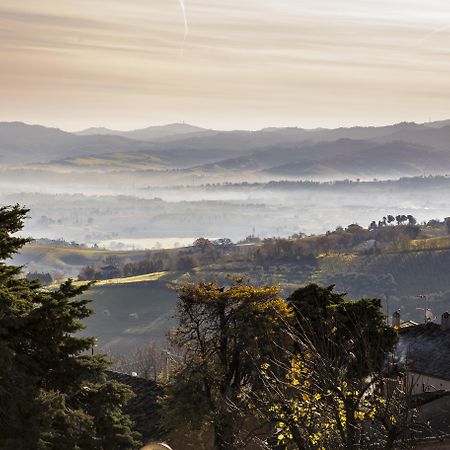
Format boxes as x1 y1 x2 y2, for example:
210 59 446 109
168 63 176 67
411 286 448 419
0 0 449 129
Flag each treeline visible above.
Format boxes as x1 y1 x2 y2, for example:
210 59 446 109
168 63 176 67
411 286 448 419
78 215 450 284
168 175 450 191
79 257 167 280
25 271 53 285
78 238 236 281
33 237 89 248
255 221 421 265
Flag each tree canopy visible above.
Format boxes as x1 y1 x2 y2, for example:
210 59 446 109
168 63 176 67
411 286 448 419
287 284 398 378
163 281 417 450
0 204 141 449
161 281 292 450
255 284 410 450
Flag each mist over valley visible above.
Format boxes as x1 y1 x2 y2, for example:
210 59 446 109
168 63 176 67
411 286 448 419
4 119 450 357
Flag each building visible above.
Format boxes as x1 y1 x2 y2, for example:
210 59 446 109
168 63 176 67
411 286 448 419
106 371 161 443
394 312 450 446
397 312 450 394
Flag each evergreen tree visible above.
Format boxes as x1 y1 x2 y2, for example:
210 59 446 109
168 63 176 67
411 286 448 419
287 283 397 378
0 204 141 449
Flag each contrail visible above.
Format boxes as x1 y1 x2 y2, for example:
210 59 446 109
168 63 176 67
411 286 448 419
417 24 450 47
178 0 188 51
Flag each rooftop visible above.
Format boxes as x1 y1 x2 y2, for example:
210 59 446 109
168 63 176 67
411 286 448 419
398 323 450 381
106 371 162 442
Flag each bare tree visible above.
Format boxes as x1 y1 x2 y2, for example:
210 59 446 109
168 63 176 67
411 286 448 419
110 343 170 381
246 285 422 450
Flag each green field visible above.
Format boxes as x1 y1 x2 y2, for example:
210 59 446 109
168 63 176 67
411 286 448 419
316 248 450 296
13 243 169 276
79 279 178 355
48 271 170 289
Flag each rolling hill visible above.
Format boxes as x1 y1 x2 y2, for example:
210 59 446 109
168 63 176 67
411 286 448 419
78 276 178 353
375 125 450 151
76 123 210 141
0 122 158 164
3 120 450 179
193 139 376 172
265 141 450 179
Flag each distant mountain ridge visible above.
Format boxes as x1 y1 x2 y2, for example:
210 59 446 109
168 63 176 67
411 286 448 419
2 120 450 179
76 123 210 141
0 122 157 164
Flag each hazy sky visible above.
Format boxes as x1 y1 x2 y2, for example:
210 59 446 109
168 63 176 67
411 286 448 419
1 0 449 130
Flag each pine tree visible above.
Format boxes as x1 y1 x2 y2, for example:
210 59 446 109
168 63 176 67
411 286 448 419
0 204 141 449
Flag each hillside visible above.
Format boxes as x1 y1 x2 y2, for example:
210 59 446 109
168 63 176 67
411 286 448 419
78 276 177 354
266 141 450 178
0 122 158 164
376 125 450 151
22 220 450 355
186 224 450 325
54 122 450 177
190 137 450 179
3 120 450 177
12 243 168 276
59 152 170 170
192 139 373 172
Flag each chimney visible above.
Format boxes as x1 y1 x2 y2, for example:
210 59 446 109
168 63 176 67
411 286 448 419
442 312 450 331
392 311 401 329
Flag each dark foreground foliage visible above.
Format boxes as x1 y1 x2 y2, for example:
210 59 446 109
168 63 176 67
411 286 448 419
0 205 141 450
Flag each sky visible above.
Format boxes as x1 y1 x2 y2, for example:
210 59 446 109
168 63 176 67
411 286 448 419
1 0 450 131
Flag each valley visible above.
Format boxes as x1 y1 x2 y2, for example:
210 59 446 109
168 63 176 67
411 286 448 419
5 120 450 358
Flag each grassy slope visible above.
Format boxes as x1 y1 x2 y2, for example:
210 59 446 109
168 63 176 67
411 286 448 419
13 244 166 275
15 245 183 356
31 233 450 298
56 271 170 288
314 240 450 297
23 234 450 354
78 274 178 355
310 248 450 323
344 250 450 296
64 152 168 170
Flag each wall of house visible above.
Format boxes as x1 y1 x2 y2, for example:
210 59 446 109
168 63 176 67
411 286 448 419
407 372 450 394
416 396 450 447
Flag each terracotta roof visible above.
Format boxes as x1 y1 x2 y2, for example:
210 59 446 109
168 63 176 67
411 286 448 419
398 323 450 381
106 370 162 442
